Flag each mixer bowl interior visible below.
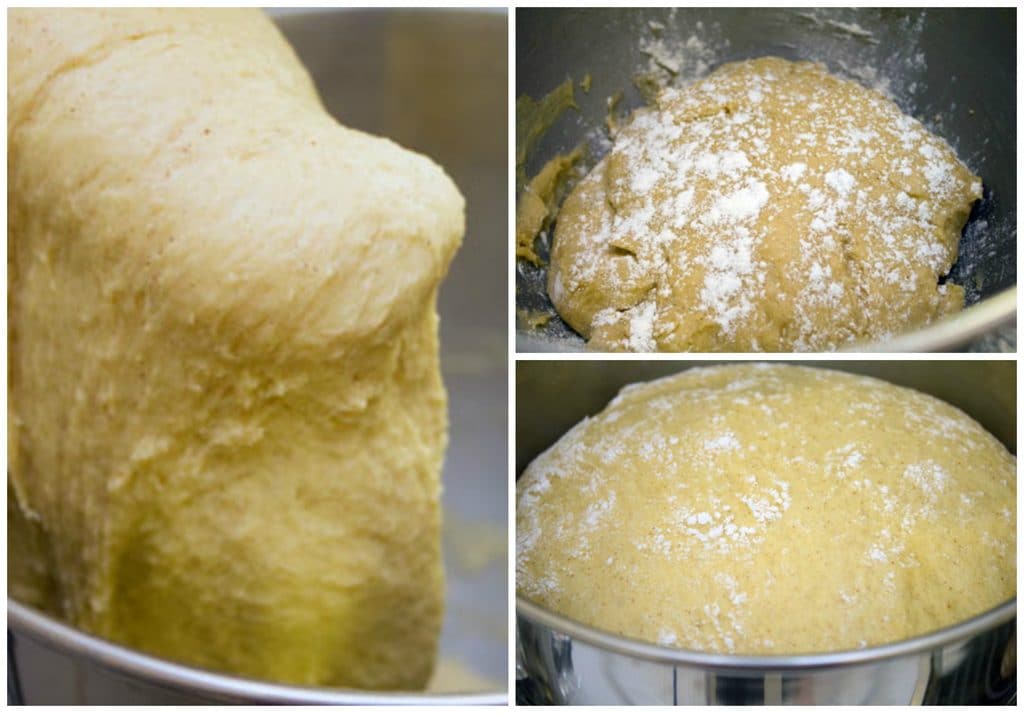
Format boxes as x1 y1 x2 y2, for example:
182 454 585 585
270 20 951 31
515 7 1016 352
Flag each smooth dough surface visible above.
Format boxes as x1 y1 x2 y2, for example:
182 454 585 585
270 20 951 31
517 364 1015 654
8 8 464 690
549 58 982 352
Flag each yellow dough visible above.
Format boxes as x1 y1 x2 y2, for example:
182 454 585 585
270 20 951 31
8 9 464 690
517 364 1015 654
549 58 982 351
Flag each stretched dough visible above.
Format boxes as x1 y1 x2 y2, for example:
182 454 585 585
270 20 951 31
517 364 1015 654
8 8 464 690
549 58 981 351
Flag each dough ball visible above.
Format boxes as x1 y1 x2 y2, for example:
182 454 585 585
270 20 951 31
549 57 982 351
517 364 1015 654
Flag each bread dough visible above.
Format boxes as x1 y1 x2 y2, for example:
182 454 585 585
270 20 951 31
517 364 1015 654
8 9 463 690
549 58 982 351
427 658 503 693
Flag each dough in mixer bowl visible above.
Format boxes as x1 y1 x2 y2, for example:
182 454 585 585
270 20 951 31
517 364 1015 654
549 58 981 351
8 8 463 690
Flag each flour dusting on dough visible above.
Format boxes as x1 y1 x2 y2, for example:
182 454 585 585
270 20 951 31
516 364 1016 654
548 58 981 351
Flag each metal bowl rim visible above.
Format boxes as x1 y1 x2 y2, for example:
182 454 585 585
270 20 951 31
8 599 507 704
517 594 1016 671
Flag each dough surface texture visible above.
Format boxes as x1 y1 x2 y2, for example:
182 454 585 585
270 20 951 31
549 57 981 352
516 364 1015 654
8 8 464 690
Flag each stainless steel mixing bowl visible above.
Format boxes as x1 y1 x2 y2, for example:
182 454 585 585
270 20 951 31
518 598 1015 705
515 361 1016 704
7 8 508 704
515 8 1017 352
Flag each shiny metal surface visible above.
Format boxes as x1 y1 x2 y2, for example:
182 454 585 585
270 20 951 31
515 7 1017 353
9 601 500 706
8 8 508 705
515 361 1016 704
518 598 1015 705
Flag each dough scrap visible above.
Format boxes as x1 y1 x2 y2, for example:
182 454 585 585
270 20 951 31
549 57 982 352
8 8 464 690
517 364 1016 654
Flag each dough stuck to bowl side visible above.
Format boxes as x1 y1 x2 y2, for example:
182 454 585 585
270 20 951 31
549 57 982 352
8 8 464 690
517 364 1016 655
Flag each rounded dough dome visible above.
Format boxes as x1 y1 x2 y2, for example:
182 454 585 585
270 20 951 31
516 364 1015 655
549 57 981 352
8 8 463 690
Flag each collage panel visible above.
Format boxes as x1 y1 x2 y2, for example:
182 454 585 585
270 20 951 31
515 7 1015 353
514 360 1016 705
513 6 1016 702
4 3 1019 709
8 6 507 705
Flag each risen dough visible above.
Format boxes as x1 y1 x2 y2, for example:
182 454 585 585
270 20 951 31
549 58 981 351
8 9 464 690
517 364 1015 654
